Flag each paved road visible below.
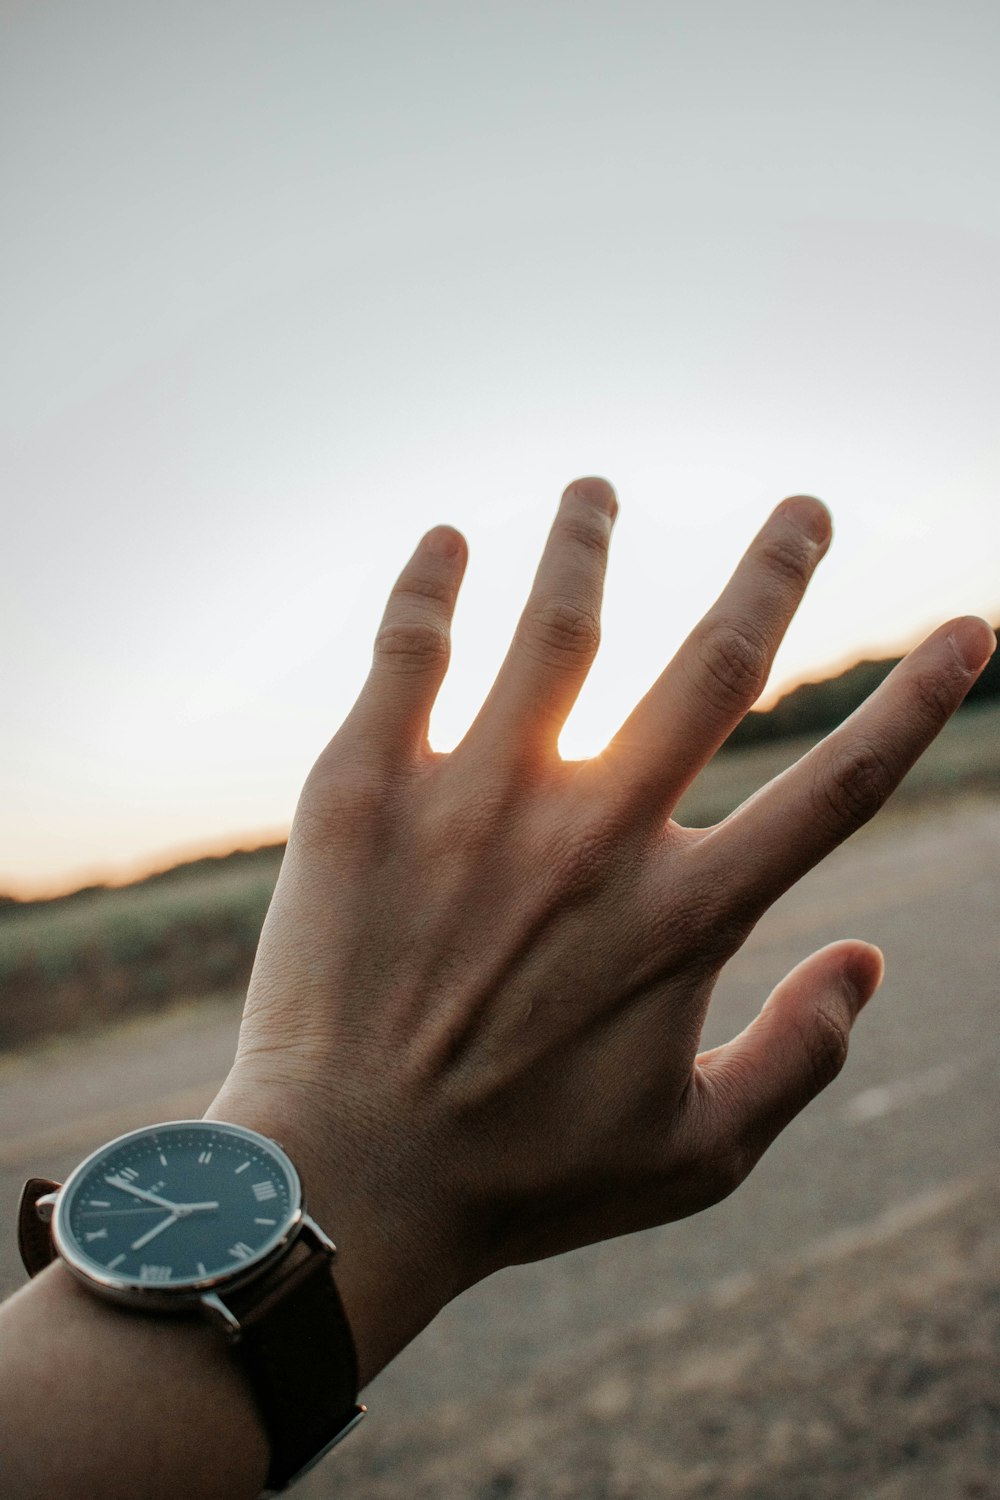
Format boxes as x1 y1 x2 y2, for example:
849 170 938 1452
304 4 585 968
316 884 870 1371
2 794 998 1448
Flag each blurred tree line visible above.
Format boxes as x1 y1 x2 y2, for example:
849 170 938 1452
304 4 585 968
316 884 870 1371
724 624 1000 749
1 632 997 1050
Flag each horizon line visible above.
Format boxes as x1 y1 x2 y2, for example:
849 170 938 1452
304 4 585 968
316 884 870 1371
4 616 997 905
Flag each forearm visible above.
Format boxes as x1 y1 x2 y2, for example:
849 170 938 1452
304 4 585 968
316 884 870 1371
0 1083 460 1500
0 1258 269 1500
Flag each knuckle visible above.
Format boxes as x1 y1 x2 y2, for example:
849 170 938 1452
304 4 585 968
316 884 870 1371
692 617 771 717
756 531 815 591
811 738 897 837
374 618 451 673
910 661 961 726
295 760 390 844
394 571 456 608
557 510 613 560
519 596 601 666
807 999 851 1093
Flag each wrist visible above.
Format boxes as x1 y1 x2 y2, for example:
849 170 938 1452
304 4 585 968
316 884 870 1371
204 1070 468 1388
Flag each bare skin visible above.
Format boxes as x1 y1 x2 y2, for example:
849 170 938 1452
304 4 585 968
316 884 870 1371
209 479 995 1386
1 479 994 1498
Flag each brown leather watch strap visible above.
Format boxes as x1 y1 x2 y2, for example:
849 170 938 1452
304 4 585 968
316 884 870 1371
18 1176 362 1492
17 1177 59 1277
222 1228 363 1493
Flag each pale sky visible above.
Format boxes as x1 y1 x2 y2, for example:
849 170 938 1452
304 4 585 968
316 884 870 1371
2 1 998 897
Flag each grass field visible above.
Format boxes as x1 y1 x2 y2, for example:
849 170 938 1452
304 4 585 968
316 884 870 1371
1 698 997 1052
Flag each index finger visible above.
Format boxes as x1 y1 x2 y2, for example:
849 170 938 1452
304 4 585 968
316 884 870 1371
695 616 997 934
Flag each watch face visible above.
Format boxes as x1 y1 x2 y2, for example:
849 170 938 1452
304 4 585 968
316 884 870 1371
53 1120 301 1294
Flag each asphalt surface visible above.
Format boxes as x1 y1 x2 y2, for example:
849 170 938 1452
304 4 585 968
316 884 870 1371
1 792 998 1495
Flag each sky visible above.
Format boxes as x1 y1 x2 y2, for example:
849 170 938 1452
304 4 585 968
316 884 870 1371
2 0 999 897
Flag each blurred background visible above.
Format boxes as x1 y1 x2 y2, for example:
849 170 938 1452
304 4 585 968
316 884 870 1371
2 3 998 1494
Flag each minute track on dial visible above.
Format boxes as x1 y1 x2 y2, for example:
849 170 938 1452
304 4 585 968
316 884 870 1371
54 1120 299 1289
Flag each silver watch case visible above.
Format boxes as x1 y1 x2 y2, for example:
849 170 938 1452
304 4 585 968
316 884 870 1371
36 1118 335 1341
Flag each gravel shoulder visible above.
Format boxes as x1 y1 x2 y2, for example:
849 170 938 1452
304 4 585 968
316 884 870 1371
311 1173 1000 1499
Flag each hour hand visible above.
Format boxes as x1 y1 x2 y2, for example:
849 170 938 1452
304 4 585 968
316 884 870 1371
130 1213 179 1252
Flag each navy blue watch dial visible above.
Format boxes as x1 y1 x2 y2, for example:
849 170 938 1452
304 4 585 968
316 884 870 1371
54 1120 300 1289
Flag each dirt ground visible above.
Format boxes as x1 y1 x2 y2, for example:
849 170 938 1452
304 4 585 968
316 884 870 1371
309 1174 1000 1499
2 793 998 1498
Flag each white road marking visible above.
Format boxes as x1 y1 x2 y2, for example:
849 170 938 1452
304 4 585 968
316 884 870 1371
843 1062 961 1124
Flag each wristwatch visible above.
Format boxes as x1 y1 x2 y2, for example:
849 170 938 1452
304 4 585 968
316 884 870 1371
17 1117 366 1495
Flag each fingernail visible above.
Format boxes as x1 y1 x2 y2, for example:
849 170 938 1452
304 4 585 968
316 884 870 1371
778 495 832 546
947 619 997 673
425 526 463 558
842 946 885 1012
571 476 618 521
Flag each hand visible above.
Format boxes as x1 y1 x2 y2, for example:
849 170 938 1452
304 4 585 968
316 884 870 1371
105 1176 183 1213
104 1176 219 1217
130 1214 180 1252
207 479 995 1385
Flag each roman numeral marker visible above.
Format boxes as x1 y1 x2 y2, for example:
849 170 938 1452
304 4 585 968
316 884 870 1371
229 1242 254 1261
197 1150 213 1164
252 1180 277 1202
84 1228 108 1242
139 1265 172 1282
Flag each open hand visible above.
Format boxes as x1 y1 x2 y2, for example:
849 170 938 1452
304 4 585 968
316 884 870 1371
208 479 995 1384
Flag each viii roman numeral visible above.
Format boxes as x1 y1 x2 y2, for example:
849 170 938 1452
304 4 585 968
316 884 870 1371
229 1242 254 1261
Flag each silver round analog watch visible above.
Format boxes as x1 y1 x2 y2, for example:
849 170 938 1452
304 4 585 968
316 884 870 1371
18 1117 365 1494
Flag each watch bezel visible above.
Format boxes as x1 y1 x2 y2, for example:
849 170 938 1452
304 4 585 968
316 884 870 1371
51 1118 305 1311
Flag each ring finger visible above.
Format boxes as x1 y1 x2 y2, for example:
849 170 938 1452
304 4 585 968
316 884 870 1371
599 495 832 820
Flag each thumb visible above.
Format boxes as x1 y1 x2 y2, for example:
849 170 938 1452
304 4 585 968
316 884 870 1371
695 940 885 1162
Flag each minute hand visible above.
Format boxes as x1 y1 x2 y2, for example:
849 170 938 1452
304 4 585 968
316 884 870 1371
105 1175 182 1213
